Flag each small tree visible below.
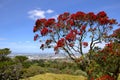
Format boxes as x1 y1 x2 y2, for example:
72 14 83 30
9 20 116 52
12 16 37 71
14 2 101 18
0 48 11 61
14 56 28 63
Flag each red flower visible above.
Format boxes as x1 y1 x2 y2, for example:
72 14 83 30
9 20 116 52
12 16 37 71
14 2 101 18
63 12 70 17
78 31 83 35
87 12 97 21
67 20 74 26
69 43 74 47
44 18 55 27
62 12 70 20
96 74 115 80
40 44 44 49
45 39 52 45
35 19 42 27
105 43 112 48
33 26 38 32
57 23 62 28
54 46 58 51
41 27 48 36
97 11 107 18
71 11 86 20
70 29 78 34
109 19 116 25
98 17 109 25
40 18 47 23
57 14 63 21
81 25 86 31
82 42 88 47
70 14 76 20
65 32 76 42
57 12 70 21
34 34 39 41
75 11 86 20
57 38 65 47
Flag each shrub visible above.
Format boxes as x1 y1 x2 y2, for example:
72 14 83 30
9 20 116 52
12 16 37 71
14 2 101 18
74 70 87 77
22 65 45 78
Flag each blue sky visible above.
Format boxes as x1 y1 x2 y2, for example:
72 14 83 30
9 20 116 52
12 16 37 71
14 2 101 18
0 0 120 54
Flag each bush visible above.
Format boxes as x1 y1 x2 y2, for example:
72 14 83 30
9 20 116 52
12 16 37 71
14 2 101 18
85 42 120 79
22 65 45 78
74 70 87 77
0 61 22 80
46 68 61 74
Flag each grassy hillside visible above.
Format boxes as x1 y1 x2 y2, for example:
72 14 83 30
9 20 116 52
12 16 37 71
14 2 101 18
22 73 87 80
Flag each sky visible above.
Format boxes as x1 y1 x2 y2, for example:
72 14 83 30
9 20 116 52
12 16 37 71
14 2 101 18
0 0 120 54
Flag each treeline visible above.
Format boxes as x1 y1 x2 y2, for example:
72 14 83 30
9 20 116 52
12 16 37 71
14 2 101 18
0 48 87 80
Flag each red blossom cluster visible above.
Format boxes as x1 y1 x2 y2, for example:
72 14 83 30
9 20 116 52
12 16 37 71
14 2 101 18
82 42 88 47
33 18 55 33
54 46 58 51
57 38 65 47
33 26 37 32
81 25 86 31
101 42 113 54
96 74 115 80
45 39 52 45
57 12 70 21
54 38 65 51
69 43 74 47
44 18 55 27
33 11 117 34
40 44 44 49
33 19 47 32
91 74 115 80
65 31 76 42
71 11 86 20
111 28 120 39
41 27 48 36
67 19 74 26
97 11 107 18
105 42 112 47
98 17 109 25
87 12 96 21
100 42 120 56
34 34 39 41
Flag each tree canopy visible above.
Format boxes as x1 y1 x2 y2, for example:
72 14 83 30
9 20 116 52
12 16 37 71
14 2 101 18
33 11 117 60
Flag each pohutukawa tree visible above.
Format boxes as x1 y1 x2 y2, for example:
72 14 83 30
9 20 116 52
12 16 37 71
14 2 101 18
33 11 117 61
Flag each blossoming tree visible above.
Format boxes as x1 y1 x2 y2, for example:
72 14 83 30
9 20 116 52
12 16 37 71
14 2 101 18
33 11 117 60
33 11 119 79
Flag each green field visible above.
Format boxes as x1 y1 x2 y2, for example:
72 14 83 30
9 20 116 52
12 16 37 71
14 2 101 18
22 73 87 80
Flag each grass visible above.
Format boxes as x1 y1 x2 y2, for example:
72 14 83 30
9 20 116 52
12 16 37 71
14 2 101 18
22 73 87 80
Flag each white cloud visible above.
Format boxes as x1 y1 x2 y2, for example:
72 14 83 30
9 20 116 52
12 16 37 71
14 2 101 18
28 9 45 20
46 9 54 14
28 9 55 20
